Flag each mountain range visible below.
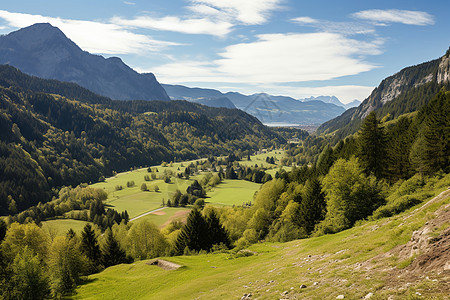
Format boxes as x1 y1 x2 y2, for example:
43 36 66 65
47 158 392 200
301 95 360 109
0 23 170 101
163 84 347 125
0 23 356 125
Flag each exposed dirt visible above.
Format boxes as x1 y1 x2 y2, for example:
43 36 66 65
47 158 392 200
160 209 190 228
151 210 166 216
147 259 182 270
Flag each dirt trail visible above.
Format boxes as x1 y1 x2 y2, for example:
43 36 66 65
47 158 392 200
129 207 167 222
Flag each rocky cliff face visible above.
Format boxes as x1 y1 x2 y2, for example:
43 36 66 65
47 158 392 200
0 23 170 101
359 50 450 119
317 48 450 136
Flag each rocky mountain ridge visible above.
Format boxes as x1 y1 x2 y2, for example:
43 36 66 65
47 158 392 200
0 23 170 101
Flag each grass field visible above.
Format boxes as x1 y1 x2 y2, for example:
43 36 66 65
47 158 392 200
206 180 261 206
74 188 450 299
132 207 191 227
237 150 285 168
51 151 288 229
41 219 90 238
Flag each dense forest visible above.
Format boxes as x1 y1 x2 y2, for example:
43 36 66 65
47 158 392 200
0 65 305 214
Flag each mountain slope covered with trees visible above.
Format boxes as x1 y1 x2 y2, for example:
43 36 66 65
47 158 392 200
0 66 291 214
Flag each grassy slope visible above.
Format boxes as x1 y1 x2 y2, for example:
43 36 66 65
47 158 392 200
41 219 89 238
75 186 449 299
206 180 261 206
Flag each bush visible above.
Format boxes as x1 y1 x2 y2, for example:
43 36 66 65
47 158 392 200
126 181 135 188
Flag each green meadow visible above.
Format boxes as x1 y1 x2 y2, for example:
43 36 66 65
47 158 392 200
45 151 288 232
42 219 89 238
206 180 261 206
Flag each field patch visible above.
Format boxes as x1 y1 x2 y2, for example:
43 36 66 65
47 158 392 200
207 180 261 206
42 219 89 238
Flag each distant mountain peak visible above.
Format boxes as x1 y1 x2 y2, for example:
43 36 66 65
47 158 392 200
10 23 70 43
0 23 169 101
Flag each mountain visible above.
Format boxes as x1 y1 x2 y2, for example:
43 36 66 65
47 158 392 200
317 48 450 139
162 84 235 108
190 97 236 109
301 96 361 109
0 23 170 101
302 95 344 107
344 99 361 109
238 93 345 125
162 84 345 125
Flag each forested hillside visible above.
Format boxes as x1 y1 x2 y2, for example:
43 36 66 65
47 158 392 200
318 48 450 141
0 67 291 215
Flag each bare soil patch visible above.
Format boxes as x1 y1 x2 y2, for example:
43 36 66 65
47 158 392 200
151 210 166 216
147 259 182 270
160 209 190 228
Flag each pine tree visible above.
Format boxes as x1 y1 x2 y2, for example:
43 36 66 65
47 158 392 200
386 116 415 181
410 89 449 174
101 230 128 267
315 145 334 176
296 178 326 235
174 207 208 254
205 210 229 248
357 112 387 178
80 224 101 270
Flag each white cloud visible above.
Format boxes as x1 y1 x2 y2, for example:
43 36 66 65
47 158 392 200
153 32 382 84
0 10 178 54
111 15 233 37
292 16 319 25
292 16 375 35
353 9 434 26
188 0 282 25
112 0 281 37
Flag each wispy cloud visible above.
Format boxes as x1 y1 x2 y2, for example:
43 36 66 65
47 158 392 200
151 32 382 84
123 1 135 5
0 10 179 55
292 16 375 35
111 15 233 37
353 9 434 26
188 0 282 25
111 0 282 37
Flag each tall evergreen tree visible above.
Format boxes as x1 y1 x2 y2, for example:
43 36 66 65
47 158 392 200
80 224 101 270
410 89 450 174
174 207 208 254
296 178 326 235
204 210 230 248
101 230 128 267
385 116 416 181
315 145 334 176
357 111 387 178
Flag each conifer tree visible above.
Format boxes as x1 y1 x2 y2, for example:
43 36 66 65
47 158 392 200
410 89 449 174
204 210 229 248
174 207 208 254
297 178 326 234
80 224 101 270
101 230 128 267
357 112 387 178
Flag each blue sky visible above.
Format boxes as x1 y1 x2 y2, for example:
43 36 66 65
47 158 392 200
0 0 448 103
